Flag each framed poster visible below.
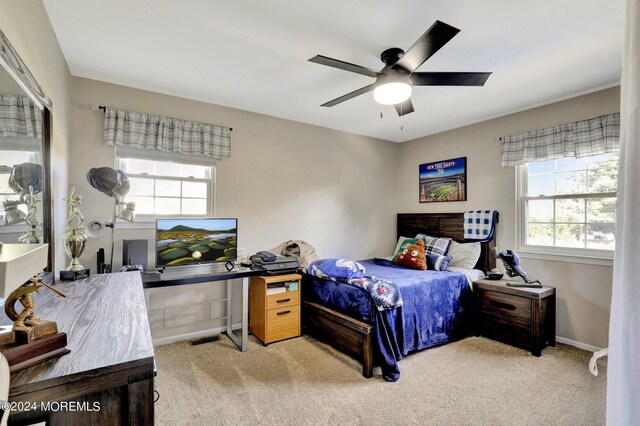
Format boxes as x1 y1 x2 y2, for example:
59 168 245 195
419 157 467 203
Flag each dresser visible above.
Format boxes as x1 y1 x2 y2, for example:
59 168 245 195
249 274 302 345
473 279 556 356
2 272 155 425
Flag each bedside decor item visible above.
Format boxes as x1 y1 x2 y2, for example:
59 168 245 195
61 187 89 280
0 243 70 372
493 248 542 288
486 268 504 280
419 157 467 203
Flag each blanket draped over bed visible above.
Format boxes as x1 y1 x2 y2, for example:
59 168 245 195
303 259 473 382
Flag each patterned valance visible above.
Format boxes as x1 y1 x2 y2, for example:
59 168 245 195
500 113 620 167
104 107 231 160
0 94 42 140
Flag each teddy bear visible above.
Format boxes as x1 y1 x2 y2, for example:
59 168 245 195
394 239 427 270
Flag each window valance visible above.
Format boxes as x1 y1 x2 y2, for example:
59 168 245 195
103 107 231 160
499 112 619 167
0 94 42 143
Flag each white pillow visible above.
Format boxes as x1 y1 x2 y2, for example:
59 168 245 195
447 241 481 269
393 236 411 256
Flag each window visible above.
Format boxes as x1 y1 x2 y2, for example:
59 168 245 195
518 153 618 254
117 157 213 218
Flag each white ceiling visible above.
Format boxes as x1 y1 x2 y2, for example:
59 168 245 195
43 0 625 142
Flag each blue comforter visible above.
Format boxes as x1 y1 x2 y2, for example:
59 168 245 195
302 259 473 382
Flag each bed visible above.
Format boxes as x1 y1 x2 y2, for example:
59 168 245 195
301 213 497 381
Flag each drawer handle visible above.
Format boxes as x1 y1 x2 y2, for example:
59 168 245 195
490 300 516 311
276 310 291 316
276 298 291 303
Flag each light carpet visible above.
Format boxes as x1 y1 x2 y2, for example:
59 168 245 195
154 335 606 425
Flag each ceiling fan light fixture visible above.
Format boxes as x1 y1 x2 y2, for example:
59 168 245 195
373 73 412 105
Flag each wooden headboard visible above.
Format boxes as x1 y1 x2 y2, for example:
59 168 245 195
397 213 497 273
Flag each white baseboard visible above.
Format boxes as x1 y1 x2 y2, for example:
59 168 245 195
153 322 242 347
556 336 604 353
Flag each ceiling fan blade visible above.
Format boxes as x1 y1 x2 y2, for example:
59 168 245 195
394 99 415 116
392 21 460 73
411 72 492 86
309 55 379 78
321 84 375 107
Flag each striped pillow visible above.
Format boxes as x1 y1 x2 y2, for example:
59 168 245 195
415 234 452 256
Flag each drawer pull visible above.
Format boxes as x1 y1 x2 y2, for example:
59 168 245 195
276 298 291 303
490 300 516 311
276 310 291 316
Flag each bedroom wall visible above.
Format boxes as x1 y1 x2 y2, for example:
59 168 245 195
0 0 72 273
396 86 620 349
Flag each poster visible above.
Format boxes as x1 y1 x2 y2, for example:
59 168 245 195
419 157 467 203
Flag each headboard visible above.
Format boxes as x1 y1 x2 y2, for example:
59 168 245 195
397 213 497 273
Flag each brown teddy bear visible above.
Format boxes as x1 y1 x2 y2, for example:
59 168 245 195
394 239 427 271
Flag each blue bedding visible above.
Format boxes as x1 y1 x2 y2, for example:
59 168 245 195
302 259 473 382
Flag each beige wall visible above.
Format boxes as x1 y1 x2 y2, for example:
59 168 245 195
0 0 72 272
397 86 620 348
69 76 399 271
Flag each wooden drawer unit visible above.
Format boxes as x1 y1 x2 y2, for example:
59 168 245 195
250 274 302 345
473 279 556 356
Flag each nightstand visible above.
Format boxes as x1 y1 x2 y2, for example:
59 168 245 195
249 274 302 345
473 279 556 356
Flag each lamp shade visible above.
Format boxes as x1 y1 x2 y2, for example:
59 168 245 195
116 202 136 222
9 163 43 201
0 243 48 297
86 167 130 203
3 200 25 225
373 82 412 105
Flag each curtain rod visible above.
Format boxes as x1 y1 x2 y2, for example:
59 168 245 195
90 104 233 131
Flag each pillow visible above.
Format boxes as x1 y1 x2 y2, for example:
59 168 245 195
307 258 365 280
447 240 481 269
415 233 452 256
394 239 427 271
393 236 412 257
426 254 452 271
392 238 420 262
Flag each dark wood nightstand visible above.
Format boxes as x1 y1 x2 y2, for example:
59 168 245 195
473 279 556 356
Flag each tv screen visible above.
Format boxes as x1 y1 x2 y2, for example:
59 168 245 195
156 218 237 268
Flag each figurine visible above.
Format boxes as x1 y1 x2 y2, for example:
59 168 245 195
64 187 85 232
5 275 67 333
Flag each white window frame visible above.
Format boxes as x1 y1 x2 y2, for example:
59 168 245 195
515 161 616 266
116 157 215 226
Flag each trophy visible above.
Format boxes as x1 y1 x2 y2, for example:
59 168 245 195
18 186 41 244
61 187 90 280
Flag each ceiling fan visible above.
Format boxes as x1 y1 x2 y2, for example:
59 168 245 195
309 20 492 116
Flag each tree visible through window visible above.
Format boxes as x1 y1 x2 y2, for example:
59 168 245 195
523 153 618 251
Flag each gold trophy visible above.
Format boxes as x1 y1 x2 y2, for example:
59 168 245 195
61 188 90 280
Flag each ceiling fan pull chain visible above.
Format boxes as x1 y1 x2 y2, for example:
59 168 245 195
380 111 383 118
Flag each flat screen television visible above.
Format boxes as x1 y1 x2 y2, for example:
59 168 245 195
156 218 237 268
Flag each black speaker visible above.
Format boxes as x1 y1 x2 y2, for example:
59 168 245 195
122 239 148 270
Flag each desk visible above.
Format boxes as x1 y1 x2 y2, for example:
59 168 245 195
2 272 155 425
142 267 261 352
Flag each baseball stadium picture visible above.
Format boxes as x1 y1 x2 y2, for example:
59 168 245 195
419 157 467 203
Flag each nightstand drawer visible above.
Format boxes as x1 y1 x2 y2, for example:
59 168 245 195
266 291 300 310
477 289 531 322
477 312 531 348
266 305 300 342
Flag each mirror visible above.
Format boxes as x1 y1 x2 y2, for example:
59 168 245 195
0 30 53 270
